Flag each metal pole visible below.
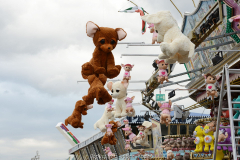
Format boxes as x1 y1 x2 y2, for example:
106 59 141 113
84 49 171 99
127 44 160 47
118 42 145 44
121 54 158 57
208 50 240 52
225 64 237 160
195 41 234 52
213 65 225 160
158 79 192 88
204 30 240 42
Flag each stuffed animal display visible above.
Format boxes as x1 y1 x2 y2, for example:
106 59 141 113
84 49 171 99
135 121 152 147
107 80 135 118
124 139 132 151
121 64 134 81
104 147 115 159
141 11 195 64
156 59 169 84
122 127 138 146
175 153 183 160
217 127 229 151
125 96 135 114
148 23 158 44
94 105 115 132
137 149 152 160
203 73 219 100
183 153 190 160
158 100 172 126
136 125 145 140
65 101 93 128
193 126 204 152
66 21 127 129
123 119 130 128
203 123 215 152
101 121 121 145
167 150 174 160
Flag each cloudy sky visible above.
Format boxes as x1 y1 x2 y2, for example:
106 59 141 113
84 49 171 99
0 0 209 159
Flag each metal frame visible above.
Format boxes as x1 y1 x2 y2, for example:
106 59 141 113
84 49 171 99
195 40 234 52
120 54 158 58
213 64 239 160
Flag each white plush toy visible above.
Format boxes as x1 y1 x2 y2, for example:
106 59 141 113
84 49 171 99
94 106 115 132
107 80 135 118
135 121 152 147
141 11 195 64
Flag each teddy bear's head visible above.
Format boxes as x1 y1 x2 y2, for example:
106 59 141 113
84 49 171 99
141 11 178 39
203 73 217 84
109 120 121 132
193 126 204 137
107 80 129 99
86 21 127 53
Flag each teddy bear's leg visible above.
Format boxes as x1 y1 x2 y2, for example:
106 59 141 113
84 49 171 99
165 76 169 82
160 42 173 57
98 74 107 85
158 52 170 59
96 86 112 105
204 143 209 152
210 142 214 151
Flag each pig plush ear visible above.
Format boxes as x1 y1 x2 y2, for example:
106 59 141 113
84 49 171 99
116 121 121 127
121 64 125 68
86 21 100 38
107 81 113 90
121 80 129 89
131 96 135 100
115 28 127 41
131 64 134 68
157 101 162 107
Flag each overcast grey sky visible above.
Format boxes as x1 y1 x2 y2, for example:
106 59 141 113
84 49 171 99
0 0 208 160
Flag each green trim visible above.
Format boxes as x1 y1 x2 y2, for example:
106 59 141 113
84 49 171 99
226 5 240 43
184 63 190 78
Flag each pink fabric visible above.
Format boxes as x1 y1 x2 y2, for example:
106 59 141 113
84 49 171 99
126 103 132 108
158 69 168 77
107 104 112 109
108 151 113 156
125 144 130 148
153 32 158 38
125 124 129 128
160 103 171 114
107 127 112 132
123 71 130 77
129 133 136 141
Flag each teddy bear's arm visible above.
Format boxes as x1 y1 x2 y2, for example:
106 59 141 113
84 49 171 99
91 50 106 74
157 34 164 43
105 53 121 78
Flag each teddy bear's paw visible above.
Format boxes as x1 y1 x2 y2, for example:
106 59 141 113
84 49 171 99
82 62 94 75
95 67 106 74
158 53 169 59
107 67 120 78
160 42 172 57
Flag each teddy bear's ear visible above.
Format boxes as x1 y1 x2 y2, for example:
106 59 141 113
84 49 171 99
115 28 127 41
121 80 129 89
107 81 113 90
86 21 100 38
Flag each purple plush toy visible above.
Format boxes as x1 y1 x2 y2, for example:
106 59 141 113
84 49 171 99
217 125 232 151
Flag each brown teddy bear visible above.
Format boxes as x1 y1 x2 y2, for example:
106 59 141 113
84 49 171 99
101 121 121 145
65 100 93 128
81 21 127 105
65 22 127 129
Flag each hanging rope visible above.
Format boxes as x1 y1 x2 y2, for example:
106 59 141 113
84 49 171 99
192 0 196 8
169 0 183 18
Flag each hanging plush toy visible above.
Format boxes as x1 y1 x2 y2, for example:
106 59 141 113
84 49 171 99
229 15 240 29
193 126 204 152
155 59 169 84
136 125 145 140
135 121 152 147
142 11 195 64
104 147 115 159
122 127 138 146
121 64 134 81
217 127 228 151
94 105 115 132
66 21 127 129
158 100 172 126
124 139 132 151
107 80 135 118
203 73 219 100
125 96 135 114
101 121 121 145
203 123 215 152
148 23 158 44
